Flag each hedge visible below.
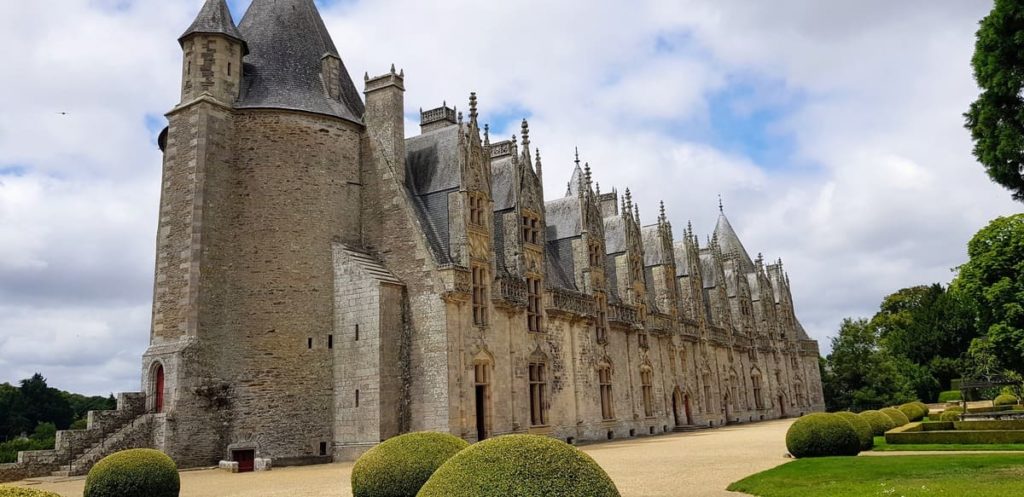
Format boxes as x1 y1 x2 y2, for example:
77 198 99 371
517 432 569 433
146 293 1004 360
939 409 962 422
938 390 961 402
784 413 860 458
0 488 62 497
994 394 1018 406
859 410 896 436
886 422 1024 445
84 449 179 497
880 407 910 427
418 435 620 497
834 412 874 450
898 403 925 422
351 432 469 497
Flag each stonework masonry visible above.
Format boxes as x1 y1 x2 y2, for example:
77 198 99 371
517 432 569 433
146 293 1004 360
2 0 825 480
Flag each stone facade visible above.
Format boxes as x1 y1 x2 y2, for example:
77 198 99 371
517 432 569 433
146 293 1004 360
6 0 824 478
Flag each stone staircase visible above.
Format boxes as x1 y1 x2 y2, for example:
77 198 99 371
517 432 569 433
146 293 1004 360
672 424 706 433
0 392 150 483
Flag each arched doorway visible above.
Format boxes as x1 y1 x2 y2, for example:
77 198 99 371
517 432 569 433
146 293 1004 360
672 389 683 427
474 361 490 441
683 393 693 424
723 392 731 424
153 364 165 413
778 394 786 417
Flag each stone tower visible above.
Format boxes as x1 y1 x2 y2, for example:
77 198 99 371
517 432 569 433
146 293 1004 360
144 0 367 467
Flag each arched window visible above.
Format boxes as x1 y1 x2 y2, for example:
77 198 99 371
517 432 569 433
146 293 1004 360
641 367 654 418
598 365 614 420
529 360 548 426
751 371 764 409
151 363 165 413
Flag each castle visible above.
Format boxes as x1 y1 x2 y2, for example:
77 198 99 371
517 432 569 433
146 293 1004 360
0 0 823 479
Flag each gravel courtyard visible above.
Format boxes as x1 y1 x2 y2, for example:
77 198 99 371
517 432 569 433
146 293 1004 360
8 419 795 497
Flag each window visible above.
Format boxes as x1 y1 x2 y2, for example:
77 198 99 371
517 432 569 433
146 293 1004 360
355 324 359 341
588 242 602 268
319 442 327 456
469 194 485 226
638 330 649 349
595 294 607 343
527 276 542 332
599 367 614 420
521 212 540 244
328 335 333 349
227 62 232 76
529 362 548 426
641 368 654 417
307 337 313 349
752 374 764 409
472 265 488 326
355 389 360 407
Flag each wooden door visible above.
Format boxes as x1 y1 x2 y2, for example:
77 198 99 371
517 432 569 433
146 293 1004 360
154 365 165 413
234 450 255 473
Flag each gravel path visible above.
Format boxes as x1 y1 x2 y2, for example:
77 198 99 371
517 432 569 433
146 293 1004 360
6 419 796 497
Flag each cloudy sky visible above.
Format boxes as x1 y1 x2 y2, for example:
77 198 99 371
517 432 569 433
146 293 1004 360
0 0 1019 395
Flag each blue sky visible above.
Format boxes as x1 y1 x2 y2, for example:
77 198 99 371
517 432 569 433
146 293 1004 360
0 0 1019 395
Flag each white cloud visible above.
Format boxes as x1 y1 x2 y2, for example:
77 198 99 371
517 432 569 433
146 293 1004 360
0 0 1018 394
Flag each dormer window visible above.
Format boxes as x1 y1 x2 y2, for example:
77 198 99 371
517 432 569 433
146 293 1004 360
469 194 486 226
521 212 540 245
588 242 603 268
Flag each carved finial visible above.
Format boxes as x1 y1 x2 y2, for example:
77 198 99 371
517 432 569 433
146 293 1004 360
535 148 543 180
584 162 592 186
469 92 478 123
512 134 517 145
633 203 640 223
390 63 396 74
521 119 530 149
624 188 633 213
659 201 666 222
399 68 404 77
484 124 490 144
718 194 724 213
595 182 601 195
458 111 463 124
574 147 581 168
687 220 693 235
364 72 369 81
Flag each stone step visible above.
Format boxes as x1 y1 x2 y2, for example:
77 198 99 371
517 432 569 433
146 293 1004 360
672 425 704 433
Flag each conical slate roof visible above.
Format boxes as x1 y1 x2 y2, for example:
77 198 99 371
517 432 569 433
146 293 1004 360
713 211 755 273
180 0 246 48
565 164 583 197
237 0 364 122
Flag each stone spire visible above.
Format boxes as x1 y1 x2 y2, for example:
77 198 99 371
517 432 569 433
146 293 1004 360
584 162 592 188
535 148 543 183
483 124 490 146
180 0 246 49
469 92 479 125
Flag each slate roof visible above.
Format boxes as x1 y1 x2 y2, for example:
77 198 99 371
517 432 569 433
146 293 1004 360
699 251 718 289
565 164 584 197
641 225 668 266
237 0 364 122
545 197 582 241
673 241 690 277
180 0 246 49
491 156 517 211
746 272 762 301
603 216 626 254
402 124 466 264
713 212 755 273
545 239 577 290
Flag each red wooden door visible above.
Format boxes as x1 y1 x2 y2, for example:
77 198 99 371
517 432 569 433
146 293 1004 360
234 450 255 473
154 366 165 413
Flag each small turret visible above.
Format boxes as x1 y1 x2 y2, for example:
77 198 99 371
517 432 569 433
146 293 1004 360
178 0 247 104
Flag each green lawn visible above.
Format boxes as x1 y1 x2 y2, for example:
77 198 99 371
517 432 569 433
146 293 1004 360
727 454 1024 497
872 435 1024 451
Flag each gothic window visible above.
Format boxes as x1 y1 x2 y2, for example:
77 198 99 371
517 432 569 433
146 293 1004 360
521 212 540 245
752 373 764 409
702 374 713 413
469 193 488 226
588 241 603 268
599 366 614 420
641 368 654 417
595 293 608 343
529 362 548 426
527 276 542 332
472 264 488 326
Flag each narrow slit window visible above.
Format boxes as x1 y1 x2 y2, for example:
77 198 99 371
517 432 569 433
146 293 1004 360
328 335 333 349
355 390 360 407
307 337 313 349
355 324 359 341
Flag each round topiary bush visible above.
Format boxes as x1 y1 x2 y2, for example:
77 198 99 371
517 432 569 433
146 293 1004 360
994 394 1018 406
84 448 179 497
352 431 470 497
859 410 896 436
418 434 620 497
913 401 930 419
0 487 62 497
784 413 861 458
939 409 963 421
834 411 874 450
898 403 924 422
880 407 910 427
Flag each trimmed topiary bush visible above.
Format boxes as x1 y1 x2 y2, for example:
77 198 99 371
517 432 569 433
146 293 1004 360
859 410 896 436
939 410 962 421
352 431 470 497
898 403 924 422
84 448 179 497
418 434 620 497
834 411 874 450
994 394 1018 406
784 413 860 458
913 401 931 419
0 487 62 497
880 407 910 427
938 390 961 402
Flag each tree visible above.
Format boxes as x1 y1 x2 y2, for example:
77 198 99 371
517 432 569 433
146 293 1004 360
17 374 74 433
954 214 1024 374
822 318 915 411
966 0 1024 201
